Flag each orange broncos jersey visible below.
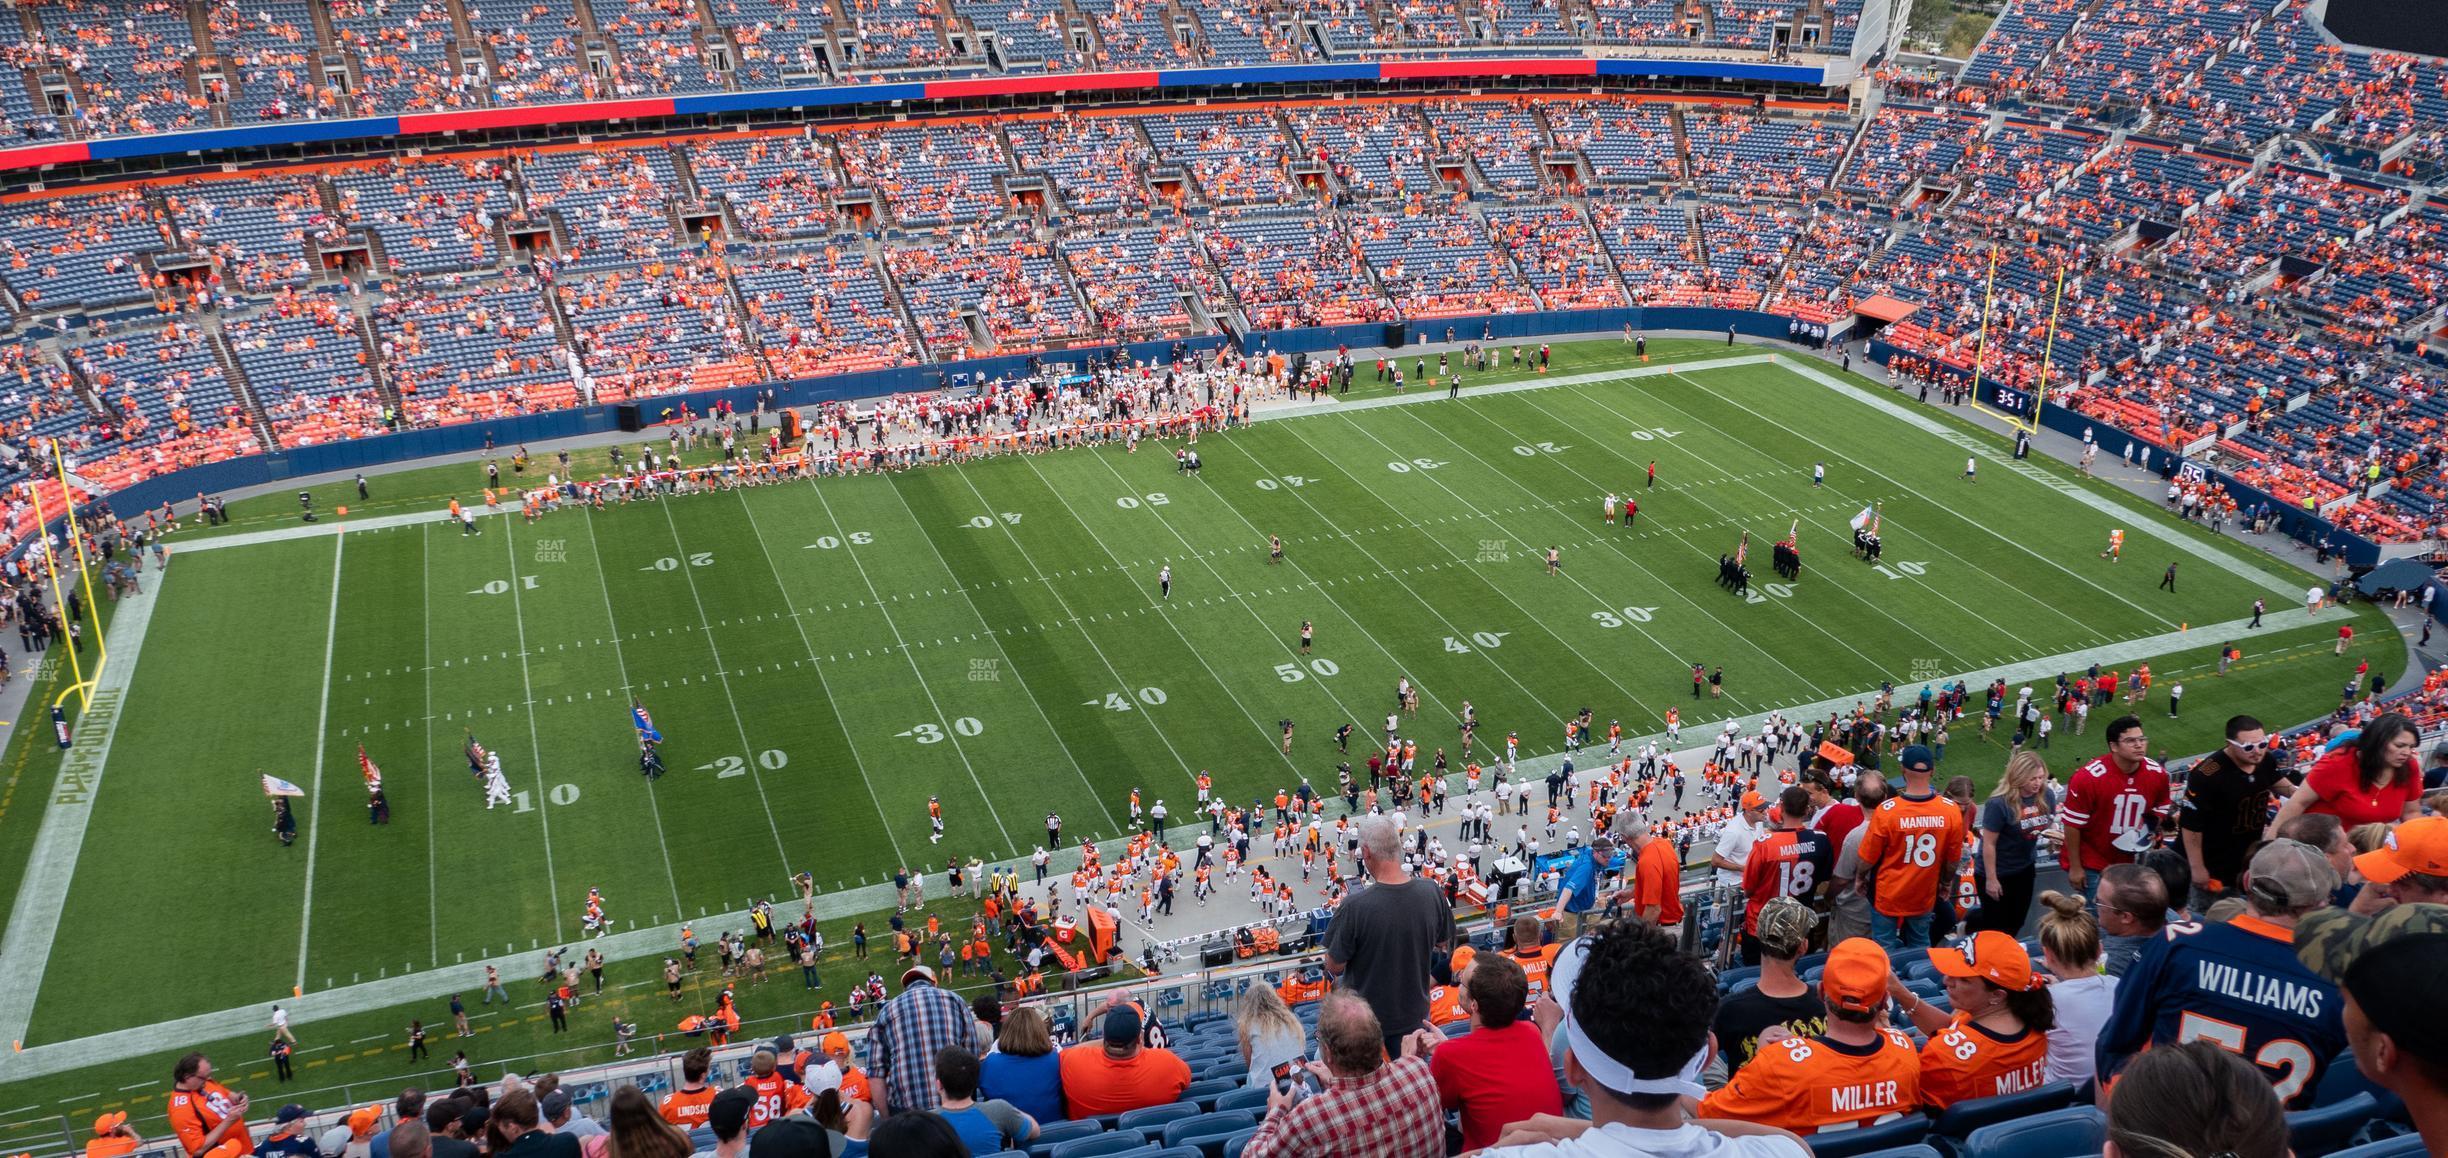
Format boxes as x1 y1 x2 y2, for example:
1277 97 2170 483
740 1073 811 1128
1699 1029 1921 1133
658 1086 718 1129
167 1082 251 1158
1918 1016 2051 1110
1854 793 1967 918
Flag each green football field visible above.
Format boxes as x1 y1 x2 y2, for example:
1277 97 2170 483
0 343 2399 1126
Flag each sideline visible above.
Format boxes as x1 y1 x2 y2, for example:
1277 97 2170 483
0 561 167 1067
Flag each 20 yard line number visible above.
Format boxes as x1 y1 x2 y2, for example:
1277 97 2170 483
699 750 791 778
646 553 715 571
900 718 985 744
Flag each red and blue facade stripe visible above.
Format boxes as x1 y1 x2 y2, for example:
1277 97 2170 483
0 56 1830 174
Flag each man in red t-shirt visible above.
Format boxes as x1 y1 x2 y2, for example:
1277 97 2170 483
2062 714 2171 898
1425 952 1564 1150
1804 768 1863 850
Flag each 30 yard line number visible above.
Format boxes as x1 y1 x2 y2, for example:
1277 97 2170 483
901 718 985 744
1589 607 1660 627
806 532 874 549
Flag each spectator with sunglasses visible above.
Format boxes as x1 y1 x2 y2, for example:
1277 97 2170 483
2181 715 2299 913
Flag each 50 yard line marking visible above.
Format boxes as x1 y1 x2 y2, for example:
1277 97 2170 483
502 528 567 941
296 533 345 991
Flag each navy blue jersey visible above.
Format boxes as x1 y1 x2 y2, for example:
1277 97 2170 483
2096 913 2345 1109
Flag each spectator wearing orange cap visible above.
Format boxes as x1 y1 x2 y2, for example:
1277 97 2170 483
85 1114 141 1158
2354 816 2448 906
1889 930 2055 1109
166 1053 252 1158
1699 938 1921 1133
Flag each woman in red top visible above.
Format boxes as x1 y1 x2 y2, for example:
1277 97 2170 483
2270 713 2424 832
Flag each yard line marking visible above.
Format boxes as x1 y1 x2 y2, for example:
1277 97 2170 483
577 508 687 918
732 489 908 868
501 529 569 942
1222 430 1564 725
1477 391 1948 679
1003 450 1292 778
798 483 1018 854
295 534 347 992
653 498 797 876
1663 368 2177 630
1772 356 2311 592
423 524 439 968
1299 416 1675 718
1087 443 1459 741
1575 379 2093 648
871 474 1120 834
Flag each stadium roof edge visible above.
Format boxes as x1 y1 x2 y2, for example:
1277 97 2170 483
0 56 1833 174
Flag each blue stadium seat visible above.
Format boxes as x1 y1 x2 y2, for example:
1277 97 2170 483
1198 1061 1248 1083
1182 1077 1242 1110
686 1128 715 1151
1050 1134 1154 1158
1163 1111 1257 1149
1118 1104 1201 1133
1929 1081 2081 1140
1222 1129 1260 1158
2325 1132 2427 1158
1806 1115 1931 1156
1960 1106 2106 1158
1139 1148 1203 1158
1853 1148 1944 1158
1214 1085 1271 1114
2289 1092 2378 1156
2316 1054 2411 1124
1032 1120 1104 1148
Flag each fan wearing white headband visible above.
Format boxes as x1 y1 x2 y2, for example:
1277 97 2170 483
1489 920 1807 1156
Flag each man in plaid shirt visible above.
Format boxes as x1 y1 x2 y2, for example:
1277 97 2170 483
868 965 972 1114
1242 992 1443 1158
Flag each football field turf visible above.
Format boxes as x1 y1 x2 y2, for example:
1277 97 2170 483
0 346 2395 1079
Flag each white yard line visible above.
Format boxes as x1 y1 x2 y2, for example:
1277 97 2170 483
1293 415 1684 717
422 524 439 967
1398 398 1857 693
733 487 910 868
0 555 166 1067
870 474 1123 834
1495 387 1974 674
587 509 705 915
1215 430 1568 726
577 507 687 919
799 481 1020 854
295 536 347 991
1770 356 2313 592
651 498 796 878
1077 448 1414 766
1006 453 1300 779
501 528 569 942
1635 373 2117 640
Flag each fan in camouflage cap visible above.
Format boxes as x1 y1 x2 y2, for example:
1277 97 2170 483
2295 902 2448 1147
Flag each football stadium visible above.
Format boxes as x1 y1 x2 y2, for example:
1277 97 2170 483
0 0 2443 1152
